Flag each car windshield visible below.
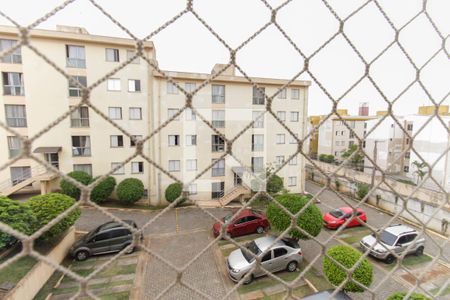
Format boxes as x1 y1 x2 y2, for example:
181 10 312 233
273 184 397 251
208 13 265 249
373 230 397 246
242 241 261 262
330 209 344 218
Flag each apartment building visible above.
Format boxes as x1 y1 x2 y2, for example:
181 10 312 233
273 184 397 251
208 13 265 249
0 25 310 205
364 106 450 191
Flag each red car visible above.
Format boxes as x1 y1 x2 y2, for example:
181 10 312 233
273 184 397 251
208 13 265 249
323 207 367 229
212 209 269 238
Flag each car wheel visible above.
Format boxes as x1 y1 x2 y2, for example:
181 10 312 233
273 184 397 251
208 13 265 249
256 226 264 234
385 254 396 264
286 261 298 272
243 274 253 285
415 246 424 256
124 245 135 254
75 250 89 261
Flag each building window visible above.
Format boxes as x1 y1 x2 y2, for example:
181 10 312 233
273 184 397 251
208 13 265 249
404 166 409 173
130 135 142 147
186 135 197 146
406 138 410 145
252 111 264 128
168 108 180 120
277 88 287 99
167 82 179 94
251 157 264 173
212 135 225 152
212 84 225 103
405 151 411 159
107 78 121 91
275 155 285 166
289 134 298 144
291 88 300 99
186 159 197 171
211 182 224 199
72 136 91 156
276 111 286 121
253 86 265 105
168 135 180 146
73 164 92 175
349 131 355 138
68 76 87 97
185 108 196 121
126 50 140 64
212 159 225 177
2 72 24 96
108 107 122 120
168 160 180 172
0 39 21 63
212 110 225 128
252 134 264 151
290 111 299 122
10 166 31 185
7 136 23 158
335 131 339 136
131 162 144 174
5 105 27 127
105 48 120 62
288 176 297 186
66 45 86 68
349 141 355 147
129 107 142 120
185 82 196 93
110 135 124 148
407 124 413 131
111 162 125 175
128 79 141 92
188 184 197 195
70 106 89 127
276 134 285 144
288 155 298 165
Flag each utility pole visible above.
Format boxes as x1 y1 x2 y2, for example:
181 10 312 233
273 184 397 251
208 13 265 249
371 140 383 187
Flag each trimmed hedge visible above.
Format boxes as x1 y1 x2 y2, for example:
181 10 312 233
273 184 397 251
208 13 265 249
90 176 116 203
0 196 36 249
323 245 373 292
27 193 81 241
116 178 144 205
165 183 185 205
356 183 370 200
267 174 283 194
60 171 92 200
266 194 322 240
387 292 431 300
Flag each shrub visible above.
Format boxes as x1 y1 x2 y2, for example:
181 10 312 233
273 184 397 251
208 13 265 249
0 197 36 249
27 193 81 241
116 178 144 205
387 292 431 300
266 194 322 240
319 154 335 163
165 182 186 205
60 171 92 200
323 245 373 292
356 183 370 200
90 176 116 203
267 174 284 195
335 180 341 191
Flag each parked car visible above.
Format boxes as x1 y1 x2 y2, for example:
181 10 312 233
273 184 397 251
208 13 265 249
301 289 351 299
226 236 303 284
70 220 142 261
323 207 367 229
360 224 425 264
212 209 269 238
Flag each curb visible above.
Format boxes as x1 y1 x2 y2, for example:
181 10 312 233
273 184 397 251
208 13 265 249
303 277 318 293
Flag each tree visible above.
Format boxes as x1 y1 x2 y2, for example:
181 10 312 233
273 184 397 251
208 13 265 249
90 176 116 203
412 161 427 184
319 154 335 163
356 183 369 200
165 182 186 205
342 144 364 167
387 292 431 300
60 171 93 200
27 193 81 241
116 178 145 205
251 166 284 195
266 194 322 240
0 197 36 249
323 245 373 292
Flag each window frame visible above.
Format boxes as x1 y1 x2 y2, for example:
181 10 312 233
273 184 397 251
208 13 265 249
111 162 125 175
131 161 144 174
110 135 124 148
105 48 120 62
108 107 122 120
129 107 142 120
168 160 181 172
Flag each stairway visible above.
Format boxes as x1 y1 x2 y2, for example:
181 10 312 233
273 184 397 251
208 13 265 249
195 185 251 208
0 165 58 197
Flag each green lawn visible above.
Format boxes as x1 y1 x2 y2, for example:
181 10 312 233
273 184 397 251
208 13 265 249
238 271 302 294
95 200 169 211
0 256 37 286
266 285 314 300
62 263 136 282
366 253 433 270
337 226 372 245
430 284 450 297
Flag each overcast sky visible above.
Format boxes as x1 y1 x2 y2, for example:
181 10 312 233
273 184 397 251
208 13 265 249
1 0 449 115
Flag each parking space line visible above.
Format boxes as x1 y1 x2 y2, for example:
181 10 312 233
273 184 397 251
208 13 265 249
175 208 180 233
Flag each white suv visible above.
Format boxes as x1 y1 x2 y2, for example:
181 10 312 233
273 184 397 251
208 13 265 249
360 224 425 264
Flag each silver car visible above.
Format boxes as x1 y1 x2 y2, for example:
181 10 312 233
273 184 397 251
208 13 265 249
360 224 425 264
226 236 303 284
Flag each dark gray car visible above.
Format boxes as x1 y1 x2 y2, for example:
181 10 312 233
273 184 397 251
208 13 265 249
70 220 141 261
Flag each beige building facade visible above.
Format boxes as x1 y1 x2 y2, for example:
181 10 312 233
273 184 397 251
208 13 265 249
0 25 310 205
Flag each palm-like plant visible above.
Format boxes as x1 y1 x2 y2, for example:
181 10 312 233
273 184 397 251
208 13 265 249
412 160 427 184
